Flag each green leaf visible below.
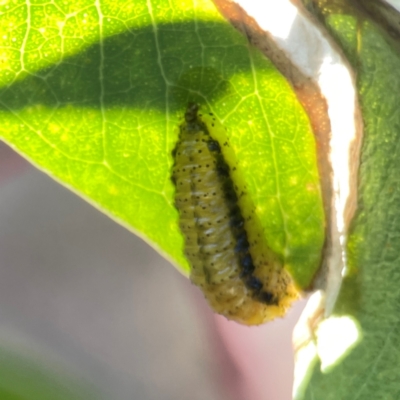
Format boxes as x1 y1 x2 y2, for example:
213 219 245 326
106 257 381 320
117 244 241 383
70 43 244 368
0 347 100 400
299 1 400 398
0 0 324 288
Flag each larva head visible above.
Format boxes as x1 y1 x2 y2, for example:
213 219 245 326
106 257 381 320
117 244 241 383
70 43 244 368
184 102 199 123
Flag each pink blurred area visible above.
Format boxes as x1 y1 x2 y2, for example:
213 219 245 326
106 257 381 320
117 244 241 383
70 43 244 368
190 282 306 400
212 303 305 400
0 142 303 399
0 142 30 182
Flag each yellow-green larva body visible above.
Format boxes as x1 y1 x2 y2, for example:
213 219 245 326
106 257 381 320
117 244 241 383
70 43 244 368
172 104 299 325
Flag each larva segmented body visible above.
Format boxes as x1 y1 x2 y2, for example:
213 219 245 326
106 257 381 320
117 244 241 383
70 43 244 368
172 104 298 325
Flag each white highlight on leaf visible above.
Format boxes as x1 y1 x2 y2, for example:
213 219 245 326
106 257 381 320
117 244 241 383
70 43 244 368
239 0 298 40
386 0 400 12
293 341 318 400
317 315 362 372
292 291 322 400
293 291 362 398
319 56 356 253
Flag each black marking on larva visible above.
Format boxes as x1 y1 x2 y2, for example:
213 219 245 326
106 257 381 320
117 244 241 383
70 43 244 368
240 254 254 274
172 103 277 308
207 140 221 152
230 211 245 228
216 161 230 178
227 189 238 203
234 233 250 253
257 291 277 305
240 259 255 277
245 276 263 291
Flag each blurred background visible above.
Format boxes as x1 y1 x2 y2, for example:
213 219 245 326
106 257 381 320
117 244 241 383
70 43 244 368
0 142 306 400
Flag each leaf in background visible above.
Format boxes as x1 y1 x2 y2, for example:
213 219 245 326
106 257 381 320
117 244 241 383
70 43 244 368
297 0 400 398
0 0 324 288
0 346 100 400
